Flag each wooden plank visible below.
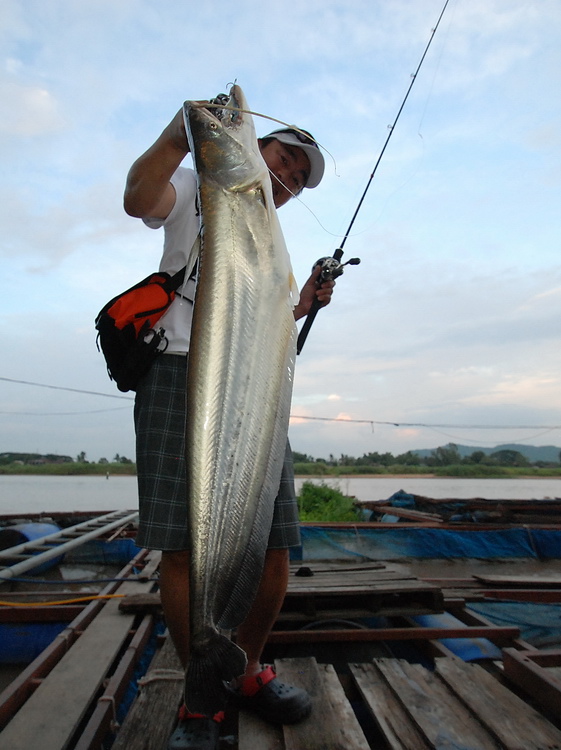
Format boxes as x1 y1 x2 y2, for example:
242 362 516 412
119 571 445 619
0 604 84 622
436 657 561 749
267 625 520 645
474 574 561 587
136 549 162 581
73 614 154 750
112 634 184 750
277 605 448 623
373 658 501 749
287 580 430 594
290 562 386 573
503 648 561 668
238 712 284 750
349 662 431 750
0 555 158 750
286 583 436 598
503 648 561 717
369 505 444 522
275 657 370 750
288 570 420 589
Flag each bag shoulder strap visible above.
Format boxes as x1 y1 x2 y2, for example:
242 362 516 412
166 265 187 291
164 259 198 293
165 234 201 293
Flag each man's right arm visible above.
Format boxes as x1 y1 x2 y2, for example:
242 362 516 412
123 108 190 220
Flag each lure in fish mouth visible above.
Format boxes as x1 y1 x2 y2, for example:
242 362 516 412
184 85 268 194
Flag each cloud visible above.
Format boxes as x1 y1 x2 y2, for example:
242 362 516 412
0 80 64 136
1 0 561 463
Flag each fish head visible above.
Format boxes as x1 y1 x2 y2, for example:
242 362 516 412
184 84 268 192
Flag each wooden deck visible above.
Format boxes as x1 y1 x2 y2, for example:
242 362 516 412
113 637 561 749
2 559 561 749
119 561 446 623
282 562 445 620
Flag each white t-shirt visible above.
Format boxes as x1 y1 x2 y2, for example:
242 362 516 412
143 167 200 353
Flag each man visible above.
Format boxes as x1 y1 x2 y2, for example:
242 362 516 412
124 102 333 750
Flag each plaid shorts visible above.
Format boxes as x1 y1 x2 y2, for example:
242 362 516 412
134 354 301 551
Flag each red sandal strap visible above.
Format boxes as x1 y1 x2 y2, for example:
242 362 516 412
178 704 225 723
239 665 276 697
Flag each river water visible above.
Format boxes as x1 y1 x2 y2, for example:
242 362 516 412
1 474 560 515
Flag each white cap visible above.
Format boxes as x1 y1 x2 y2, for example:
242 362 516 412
263 127 325 188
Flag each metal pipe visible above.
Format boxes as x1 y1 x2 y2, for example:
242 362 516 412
0 510 138 581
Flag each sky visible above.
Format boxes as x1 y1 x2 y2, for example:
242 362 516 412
1 0 560 463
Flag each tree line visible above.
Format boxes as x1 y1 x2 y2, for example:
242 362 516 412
292 443 561 469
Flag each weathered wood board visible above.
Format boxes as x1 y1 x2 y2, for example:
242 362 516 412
0 554 159 750
351 657 561 750
111 634 183 750
238 657 370 750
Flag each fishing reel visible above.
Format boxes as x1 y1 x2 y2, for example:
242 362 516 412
314 254 361 284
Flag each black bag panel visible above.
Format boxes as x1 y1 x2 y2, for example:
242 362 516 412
96 316 168 392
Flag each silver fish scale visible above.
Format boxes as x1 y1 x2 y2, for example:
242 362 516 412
183 86 296 655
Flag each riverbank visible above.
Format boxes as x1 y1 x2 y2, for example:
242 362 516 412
1 474 560 515
2 463 561 479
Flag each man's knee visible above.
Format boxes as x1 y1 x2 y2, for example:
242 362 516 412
161 549 190 577
263 548 289 579
264 547 289 565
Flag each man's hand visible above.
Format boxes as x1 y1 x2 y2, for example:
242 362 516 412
294 265 335 321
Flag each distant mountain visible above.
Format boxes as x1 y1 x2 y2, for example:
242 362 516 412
413 443 561 463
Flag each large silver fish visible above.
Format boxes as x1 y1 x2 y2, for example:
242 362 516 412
182 85 298 715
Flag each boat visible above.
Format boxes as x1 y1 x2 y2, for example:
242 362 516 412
1 499 561 748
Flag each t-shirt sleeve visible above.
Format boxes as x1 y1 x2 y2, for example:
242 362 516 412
142 168 197 230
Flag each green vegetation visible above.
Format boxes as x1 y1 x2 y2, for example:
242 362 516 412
298 481 361 523
2 442 561 478
293 443 561 478
0 462 136 476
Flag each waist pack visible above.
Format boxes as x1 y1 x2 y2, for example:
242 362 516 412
95 266 188 393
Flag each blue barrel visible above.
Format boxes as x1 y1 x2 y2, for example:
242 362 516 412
0 522 64 574
0 622 68 664
411 612 502 661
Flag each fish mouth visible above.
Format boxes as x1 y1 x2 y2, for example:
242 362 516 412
221 84 244 128
193 84 244 130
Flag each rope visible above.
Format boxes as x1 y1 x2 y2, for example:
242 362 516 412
138 669 184 686
0 593 125 607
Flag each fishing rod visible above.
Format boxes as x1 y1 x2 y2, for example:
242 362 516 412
297 0 451 355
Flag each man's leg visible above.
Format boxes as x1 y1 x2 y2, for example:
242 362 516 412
230 547 311 724
160 547 287 676
236 548 289 677
161 547 289 675
160 549 190 668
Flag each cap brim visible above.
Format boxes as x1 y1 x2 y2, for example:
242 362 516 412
264 131 325 189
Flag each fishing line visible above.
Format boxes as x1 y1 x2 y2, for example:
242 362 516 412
340 0 452 251
195 101 346 236
198 102 338 173
297 0 453 355
416 0 457 137
267 171 345 239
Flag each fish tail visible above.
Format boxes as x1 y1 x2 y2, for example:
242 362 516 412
184 631 247 716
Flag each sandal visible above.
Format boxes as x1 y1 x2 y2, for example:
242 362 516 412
167 706 223 750
226 665 312 725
